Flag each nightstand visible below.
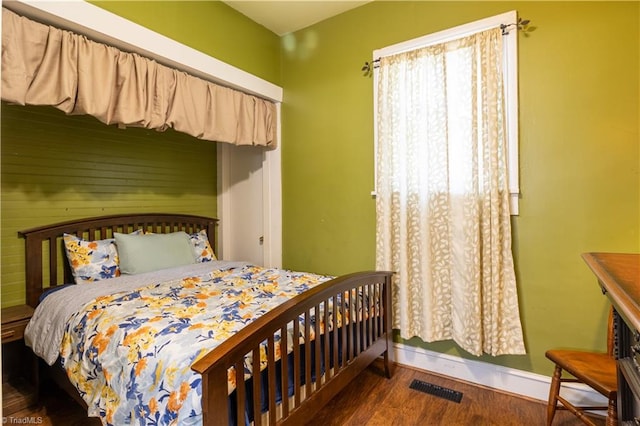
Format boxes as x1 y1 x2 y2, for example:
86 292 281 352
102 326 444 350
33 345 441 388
2 304 37 415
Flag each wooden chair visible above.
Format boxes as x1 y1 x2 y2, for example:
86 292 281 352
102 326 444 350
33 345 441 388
545 307 618 426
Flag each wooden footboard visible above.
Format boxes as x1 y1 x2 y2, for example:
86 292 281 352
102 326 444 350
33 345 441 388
192 270 393 426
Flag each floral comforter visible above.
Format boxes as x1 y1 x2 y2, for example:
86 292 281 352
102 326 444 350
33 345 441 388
59 264 332 426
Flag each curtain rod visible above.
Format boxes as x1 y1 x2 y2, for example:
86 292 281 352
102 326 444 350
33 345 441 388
361 17 533 75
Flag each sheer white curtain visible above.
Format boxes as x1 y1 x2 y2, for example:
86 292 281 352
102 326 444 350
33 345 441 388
375 27 525 356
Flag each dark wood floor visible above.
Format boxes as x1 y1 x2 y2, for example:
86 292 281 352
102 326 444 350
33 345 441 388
6 361 603 425
311 361 605 426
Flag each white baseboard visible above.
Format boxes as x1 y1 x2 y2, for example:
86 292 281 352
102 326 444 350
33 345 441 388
393 342 606 407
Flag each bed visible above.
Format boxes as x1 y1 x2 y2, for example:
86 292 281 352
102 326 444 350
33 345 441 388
18 213 393 426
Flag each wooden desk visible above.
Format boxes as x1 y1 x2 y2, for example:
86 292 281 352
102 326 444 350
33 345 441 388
583 252 640 425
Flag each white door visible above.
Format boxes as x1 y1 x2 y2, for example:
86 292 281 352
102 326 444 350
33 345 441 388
218 144 264 265
217 139 282 268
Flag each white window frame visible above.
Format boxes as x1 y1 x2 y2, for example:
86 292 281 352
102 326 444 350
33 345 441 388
373 11 520 214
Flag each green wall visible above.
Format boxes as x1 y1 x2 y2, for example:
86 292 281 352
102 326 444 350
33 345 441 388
0 2 281 307
1 106 219 305
280 1 639 377
89 0 281 86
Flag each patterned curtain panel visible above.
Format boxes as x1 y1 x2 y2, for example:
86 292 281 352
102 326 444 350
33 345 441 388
375 27 525 356
1 7 277 147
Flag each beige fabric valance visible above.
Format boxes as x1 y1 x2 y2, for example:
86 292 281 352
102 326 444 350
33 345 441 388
1 7 276 147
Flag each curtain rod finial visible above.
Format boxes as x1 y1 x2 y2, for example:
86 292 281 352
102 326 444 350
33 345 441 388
362 61 373 77
361 59 379 77
502 17 535 36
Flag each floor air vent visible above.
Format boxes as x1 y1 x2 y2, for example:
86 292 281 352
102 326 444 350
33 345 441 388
409 379 463 403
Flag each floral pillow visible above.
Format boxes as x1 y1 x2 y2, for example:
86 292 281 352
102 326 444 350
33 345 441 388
190 229 216 262
63 229 142 283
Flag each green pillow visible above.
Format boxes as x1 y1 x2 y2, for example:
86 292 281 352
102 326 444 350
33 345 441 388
114 231 196 275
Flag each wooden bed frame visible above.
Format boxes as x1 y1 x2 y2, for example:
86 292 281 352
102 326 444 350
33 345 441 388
19 213 393 425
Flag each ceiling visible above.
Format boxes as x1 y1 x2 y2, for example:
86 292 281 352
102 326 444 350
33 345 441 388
222 1 371 36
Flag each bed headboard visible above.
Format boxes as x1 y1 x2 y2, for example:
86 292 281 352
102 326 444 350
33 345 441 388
18 213 218 307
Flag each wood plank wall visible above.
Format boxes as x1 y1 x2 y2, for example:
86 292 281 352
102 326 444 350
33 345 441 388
1 104 218 307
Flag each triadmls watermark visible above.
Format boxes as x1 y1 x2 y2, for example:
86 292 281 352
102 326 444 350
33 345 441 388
2 417 44 424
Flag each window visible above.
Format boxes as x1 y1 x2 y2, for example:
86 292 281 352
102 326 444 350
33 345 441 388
373 11 519 214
